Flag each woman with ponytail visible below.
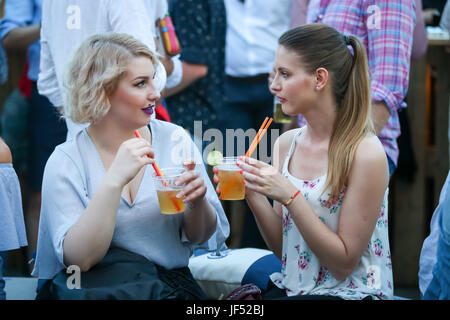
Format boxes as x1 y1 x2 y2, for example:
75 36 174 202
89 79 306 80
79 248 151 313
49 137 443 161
222 23 393 300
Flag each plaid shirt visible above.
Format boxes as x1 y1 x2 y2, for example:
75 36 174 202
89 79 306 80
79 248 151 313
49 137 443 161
298 0 416 165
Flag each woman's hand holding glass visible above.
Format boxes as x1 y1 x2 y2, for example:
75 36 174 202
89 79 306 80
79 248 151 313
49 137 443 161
235 156 297 204
175 160 207 206
213 165 254 199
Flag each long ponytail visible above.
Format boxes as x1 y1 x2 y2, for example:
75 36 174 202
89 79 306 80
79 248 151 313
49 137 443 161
324 35 374 200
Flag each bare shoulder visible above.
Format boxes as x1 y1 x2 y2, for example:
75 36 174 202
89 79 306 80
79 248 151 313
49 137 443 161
273 127 303 171
355 134 386 162
350 134 388 186
0 138 12 164
276 127 304 153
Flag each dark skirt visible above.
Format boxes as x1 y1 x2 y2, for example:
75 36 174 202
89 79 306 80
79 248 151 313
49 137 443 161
36 247 206 300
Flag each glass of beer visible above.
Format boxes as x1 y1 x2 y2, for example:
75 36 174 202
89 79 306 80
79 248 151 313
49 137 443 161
215 157 245 200
153 167 186 214
273 96 291 123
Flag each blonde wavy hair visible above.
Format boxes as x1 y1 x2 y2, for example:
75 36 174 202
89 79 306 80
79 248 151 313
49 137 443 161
279 24 375 201
63 33 157 124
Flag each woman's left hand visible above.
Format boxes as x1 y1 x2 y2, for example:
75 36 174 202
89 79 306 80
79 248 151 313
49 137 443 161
237 156 297 204
175 159 207 206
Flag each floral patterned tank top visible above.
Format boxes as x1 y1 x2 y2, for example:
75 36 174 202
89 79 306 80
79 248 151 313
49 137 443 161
269 128 394 300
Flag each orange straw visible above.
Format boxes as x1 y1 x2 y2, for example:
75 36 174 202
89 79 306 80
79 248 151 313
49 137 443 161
134 130 163 176
134 130 181 212
245 117 273 158
220 117 273 199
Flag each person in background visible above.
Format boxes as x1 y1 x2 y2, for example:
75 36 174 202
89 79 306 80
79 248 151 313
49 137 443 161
38 0 183 140
33 33 229 299
298 0 416 178
419 171 450 298
165 0 227 152
423 177 450 299
0 137 28 300
0 0 66 270
217 24 392 299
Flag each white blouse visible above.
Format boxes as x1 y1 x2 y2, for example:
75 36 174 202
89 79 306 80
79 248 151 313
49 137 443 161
32 119 229 280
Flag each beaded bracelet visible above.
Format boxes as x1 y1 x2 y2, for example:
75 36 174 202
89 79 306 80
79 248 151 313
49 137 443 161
282 190 301 206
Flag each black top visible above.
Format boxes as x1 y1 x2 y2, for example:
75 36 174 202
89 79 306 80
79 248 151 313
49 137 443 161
166 0 227 135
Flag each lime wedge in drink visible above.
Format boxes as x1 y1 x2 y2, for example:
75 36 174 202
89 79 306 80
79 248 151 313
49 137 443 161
206 150 223 166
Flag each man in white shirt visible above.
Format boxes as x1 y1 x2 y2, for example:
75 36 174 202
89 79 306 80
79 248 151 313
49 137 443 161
225 0 292 81
38 0 183 139
223 0 292 248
